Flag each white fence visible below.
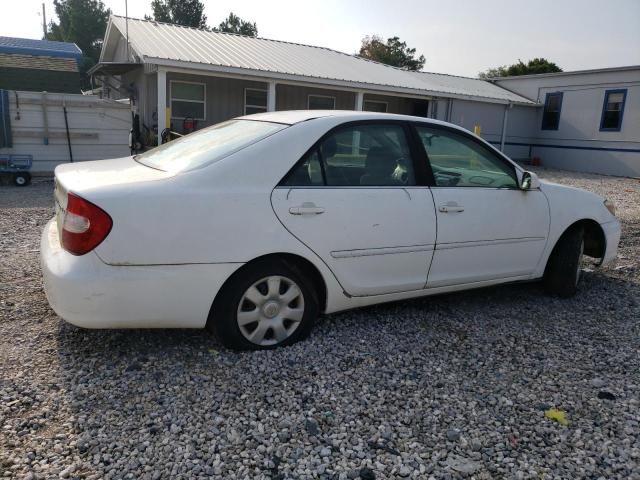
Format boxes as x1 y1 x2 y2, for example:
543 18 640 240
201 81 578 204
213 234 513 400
0 90 130 173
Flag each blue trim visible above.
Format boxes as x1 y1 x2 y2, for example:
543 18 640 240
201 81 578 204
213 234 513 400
541 92 563 130
488 140 640 154
0 45 83 62
0 36 81 53
599 89 627 132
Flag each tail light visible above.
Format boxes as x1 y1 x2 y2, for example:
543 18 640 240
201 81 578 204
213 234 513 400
61 193 113 255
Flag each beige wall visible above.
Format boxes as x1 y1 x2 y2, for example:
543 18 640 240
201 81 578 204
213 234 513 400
165 72 268 131
276 84 356 110
362 93 415 115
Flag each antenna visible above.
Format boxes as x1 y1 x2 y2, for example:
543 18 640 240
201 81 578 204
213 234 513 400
125 0 129 61
42 2 47 39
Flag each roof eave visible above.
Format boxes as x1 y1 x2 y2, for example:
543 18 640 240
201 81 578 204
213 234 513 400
146 57 537 106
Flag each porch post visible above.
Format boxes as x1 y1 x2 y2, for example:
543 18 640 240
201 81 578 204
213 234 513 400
157 68 167 146
267 81 276 112
355 91 364 111
500 103 511 152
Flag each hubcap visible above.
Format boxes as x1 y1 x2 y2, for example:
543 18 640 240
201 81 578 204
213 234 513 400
237 275 305 346
16 176 26 185
262 301 280 318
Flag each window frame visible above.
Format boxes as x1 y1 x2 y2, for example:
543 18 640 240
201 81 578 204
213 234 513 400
599 89 627 132
307 94 336 110
169 80 206 121
410 122 520 190
244 87 268 115
278 120 431 188
363 100 388 113
541 91 563 131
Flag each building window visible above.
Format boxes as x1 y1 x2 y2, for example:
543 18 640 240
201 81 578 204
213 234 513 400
308 95 335 110
244 88 268 115
541 92 562 130
600 89 627 132
363 100 388 113
170 81 205 120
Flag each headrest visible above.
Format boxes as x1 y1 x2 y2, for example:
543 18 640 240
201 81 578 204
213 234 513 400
321 136 337 158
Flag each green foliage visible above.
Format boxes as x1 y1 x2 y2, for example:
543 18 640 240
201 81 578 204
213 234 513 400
478 58 563 79
358 35 425 71
214 12 258 36
46 0 111 77
148 0 207 29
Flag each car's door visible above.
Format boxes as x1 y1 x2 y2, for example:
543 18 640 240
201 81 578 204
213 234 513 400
271 122 437 296
413 124 550 288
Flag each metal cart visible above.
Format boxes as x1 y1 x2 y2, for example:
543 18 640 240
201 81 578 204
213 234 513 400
0 154 32 186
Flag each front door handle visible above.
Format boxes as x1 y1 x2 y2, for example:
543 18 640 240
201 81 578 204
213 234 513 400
438 202 464 213
289 202 325 215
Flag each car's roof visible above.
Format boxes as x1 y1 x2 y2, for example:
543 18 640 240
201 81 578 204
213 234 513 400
238 109 452 126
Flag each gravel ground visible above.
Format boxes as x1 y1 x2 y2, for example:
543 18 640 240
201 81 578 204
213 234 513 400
1 170 639 480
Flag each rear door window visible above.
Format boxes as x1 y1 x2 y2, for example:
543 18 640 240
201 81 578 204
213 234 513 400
282 123 415 187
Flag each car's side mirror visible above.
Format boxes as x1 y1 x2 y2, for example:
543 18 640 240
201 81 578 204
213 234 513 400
519 171 540 190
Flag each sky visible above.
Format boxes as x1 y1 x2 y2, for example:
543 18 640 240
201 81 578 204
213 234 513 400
2 0 639 77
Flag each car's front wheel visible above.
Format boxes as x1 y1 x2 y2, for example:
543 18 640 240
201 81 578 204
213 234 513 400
543 226 584 298
209 259 319 350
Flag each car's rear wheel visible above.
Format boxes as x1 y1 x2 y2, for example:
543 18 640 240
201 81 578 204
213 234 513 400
209 259 318 350
543 226 584 298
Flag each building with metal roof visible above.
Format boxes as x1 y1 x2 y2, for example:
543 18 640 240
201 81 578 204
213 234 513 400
92 15 541 149
0 36 83 93
99 16 532 106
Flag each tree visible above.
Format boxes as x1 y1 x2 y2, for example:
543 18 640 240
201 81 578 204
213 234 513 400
46 0 111 76
358 35 425 71
214 12 258 36
147 0 207 29
478 58 562 78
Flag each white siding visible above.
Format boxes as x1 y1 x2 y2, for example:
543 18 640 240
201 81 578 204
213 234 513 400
1 90 130 173
494 68 640 177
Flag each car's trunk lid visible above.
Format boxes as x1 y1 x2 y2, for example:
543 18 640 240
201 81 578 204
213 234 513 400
55 156 174 193
53 156 174 244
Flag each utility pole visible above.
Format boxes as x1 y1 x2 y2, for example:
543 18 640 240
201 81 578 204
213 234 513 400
42 3 47 39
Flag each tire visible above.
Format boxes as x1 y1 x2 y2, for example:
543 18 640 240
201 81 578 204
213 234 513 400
14 172 31 187
543 226 584 298
208 259 319 350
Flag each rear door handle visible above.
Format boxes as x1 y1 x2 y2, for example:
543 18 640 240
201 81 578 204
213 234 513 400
438 202 464 213
289 202 325 215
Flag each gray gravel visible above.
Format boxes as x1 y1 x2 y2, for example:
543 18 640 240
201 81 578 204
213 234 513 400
1 170 639 479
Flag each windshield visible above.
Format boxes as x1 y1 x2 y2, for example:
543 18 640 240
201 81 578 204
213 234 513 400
135 119 287 173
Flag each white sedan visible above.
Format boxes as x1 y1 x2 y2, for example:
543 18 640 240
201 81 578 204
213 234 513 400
41 111 621 349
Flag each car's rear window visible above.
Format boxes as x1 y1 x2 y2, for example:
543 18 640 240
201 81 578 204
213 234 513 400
135 119 286 173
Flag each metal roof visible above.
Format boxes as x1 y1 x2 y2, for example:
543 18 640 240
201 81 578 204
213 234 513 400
106 16 535 106
0 36 83 60
487 64 640 81
0 53 79 72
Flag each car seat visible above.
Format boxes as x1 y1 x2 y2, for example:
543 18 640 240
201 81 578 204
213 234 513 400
360 146 400 185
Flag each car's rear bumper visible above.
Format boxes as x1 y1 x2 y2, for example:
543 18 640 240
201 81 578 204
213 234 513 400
40 219 241 329
600 219 621 266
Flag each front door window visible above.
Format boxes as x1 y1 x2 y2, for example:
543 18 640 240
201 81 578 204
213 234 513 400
415 126 518 189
